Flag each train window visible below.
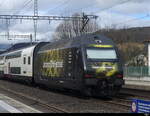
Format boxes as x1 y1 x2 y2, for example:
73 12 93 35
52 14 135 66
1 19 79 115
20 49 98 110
28 57 31 65
6 51 22 59
10 67 21 74
87 49 117 60
24 57 25 64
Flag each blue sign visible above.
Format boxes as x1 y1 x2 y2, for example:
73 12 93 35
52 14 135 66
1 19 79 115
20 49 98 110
131 99 150 113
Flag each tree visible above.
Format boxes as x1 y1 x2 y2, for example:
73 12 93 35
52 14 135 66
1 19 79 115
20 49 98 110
52 13 99 41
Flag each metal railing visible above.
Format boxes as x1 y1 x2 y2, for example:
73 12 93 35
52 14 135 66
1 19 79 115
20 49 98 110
124 66 150 77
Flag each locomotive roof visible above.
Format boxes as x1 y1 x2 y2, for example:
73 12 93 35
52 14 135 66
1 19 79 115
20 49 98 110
0 42 49 56
39 33 115 51
6 42 38 52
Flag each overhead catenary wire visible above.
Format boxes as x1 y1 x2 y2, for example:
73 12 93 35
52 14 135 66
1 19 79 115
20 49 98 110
92 0 132 14
12 0 33 15
47 0 70 14
3 0 33 41
0 0 6 8
60 0 132 16
91 0 150 29
114 14 150 27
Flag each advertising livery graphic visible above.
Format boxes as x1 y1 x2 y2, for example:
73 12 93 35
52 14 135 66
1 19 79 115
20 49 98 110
131 99 150 113
39 48 73 78
90 62 118 77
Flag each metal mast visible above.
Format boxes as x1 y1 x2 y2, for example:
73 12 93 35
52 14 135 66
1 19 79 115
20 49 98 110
6 19 10 40
34 0 38 41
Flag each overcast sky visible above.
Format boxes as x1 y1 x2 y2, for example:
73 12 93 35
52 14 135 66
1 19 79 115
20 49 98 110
0 0 150 43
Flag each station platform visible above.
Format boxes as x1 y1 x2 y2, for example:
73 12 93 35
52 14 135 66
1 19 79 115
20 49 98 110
123 77 150 91
0 94 42 113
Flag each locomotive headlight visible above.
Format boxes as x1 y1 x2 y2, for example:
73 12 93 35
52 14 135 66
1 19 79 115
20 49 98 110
84 74 93 78
92 66 113 69
116 74 123 78
92 66 100 69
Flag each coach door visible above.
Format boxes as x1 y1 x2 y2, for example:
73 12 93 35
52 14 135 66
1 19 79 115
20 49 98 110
4 61 10 74
23 55 32 77
5 62 10 74
8 62 10 74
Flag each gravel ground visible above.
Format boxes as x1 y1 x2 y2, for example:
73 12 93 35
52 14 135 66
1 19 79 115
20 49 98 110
121 88 150 100
0 79 130 113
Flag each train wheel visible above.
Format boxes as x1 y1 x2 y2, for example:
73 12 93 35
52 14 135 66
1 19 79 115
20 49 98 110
0 75 4 80
109 86 121 97
81 87 92 97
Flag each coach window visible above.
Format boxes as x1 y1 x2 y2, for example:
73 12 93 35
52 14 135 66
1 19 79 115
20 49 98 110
28 57 31 65
24 57 26 64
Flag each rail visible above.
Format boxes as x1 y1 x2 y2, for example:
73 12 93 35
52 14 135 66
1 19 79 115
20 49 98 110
0 85 70 113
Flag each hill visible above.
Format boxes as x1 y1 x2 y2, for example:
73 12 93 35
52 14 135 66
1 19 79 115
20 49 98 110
96 27 150 65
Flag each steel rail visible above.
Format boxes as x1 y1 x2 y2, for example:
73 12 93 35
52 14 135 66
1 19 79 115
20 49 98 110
0 85 70 113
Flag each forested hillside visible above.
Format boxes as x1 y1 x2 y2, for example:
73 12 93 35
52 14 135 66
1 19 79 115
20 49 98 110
96 27 150 65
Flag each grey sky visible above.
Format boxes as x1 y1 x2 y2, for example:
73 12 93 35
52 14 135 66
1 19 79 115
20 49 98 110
0 0 150 43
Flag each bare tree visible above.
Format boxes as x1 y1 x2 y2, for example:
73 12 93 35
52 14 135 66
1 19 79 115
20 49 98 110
52 13 99 40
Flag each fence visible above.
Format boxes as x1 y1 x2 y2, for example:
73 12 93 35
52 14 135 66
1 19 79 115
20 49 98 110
124 66 150 77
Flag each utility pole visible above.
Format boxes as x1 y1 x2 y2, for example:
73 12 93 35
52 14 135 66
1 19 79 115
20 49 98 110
34 0 38 41
0 15 97 32
30 34 33 45
6 19 10 40
0 0 98 42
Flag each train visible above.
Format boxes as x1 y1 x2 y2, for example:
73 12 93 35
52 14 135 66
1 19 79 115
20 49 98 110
0 34 124 97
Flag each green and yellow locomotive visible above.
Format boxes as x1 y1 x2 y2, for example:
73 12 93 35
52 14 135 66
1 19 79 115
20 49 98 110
34 34 124 97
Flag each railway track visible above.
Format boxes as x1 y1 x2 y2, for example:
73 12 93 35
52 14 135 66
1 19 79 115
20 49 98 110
0 79 132 113
0 85 70 113
105 98 131 108
0 84 131 113
121 88 150 101
82 97 131 113
96 97 131 109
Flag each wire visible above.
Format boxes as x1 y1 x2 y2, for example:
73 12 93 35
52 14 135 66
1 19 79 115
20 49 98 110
47 0 70 14
115 14 150 27
61 0 132 15
65 1 100 14
12 0 33 15
21 2 33 14
92 0 132 14
3 0 33 35
0 0 6 7
60 0 73 12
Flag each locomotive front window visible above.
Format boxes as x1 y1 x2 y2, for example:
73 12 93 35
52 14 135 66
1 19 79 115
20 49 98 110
86 49 117 60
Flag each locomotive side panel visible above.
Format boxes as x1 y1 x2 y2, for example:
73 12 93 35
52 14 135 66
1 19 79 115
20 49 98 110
34 47 84 90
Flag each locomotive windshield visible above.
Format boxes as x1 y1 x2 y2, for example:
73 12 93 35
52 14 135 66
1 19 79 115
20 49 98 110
86 48 117 60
